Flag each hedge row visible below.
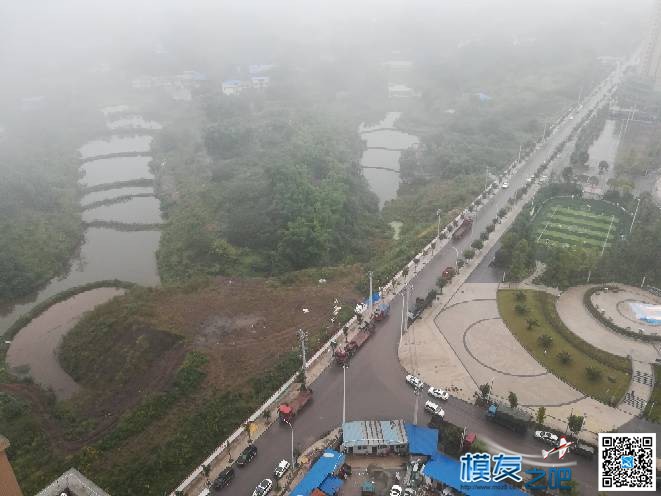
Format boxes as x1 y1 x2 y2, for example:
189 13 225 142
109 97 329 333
538 292 632 374
582 286 661 343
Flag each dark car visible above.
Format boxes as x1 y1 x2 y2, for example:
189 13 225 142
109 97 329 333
237 444 258 466
212 467 235 489
572 442 595 459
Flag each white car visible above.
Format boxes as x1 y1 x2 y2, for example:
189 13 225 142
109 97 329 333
534 430 559 446
273 459 290 479
424 400 445 418
252 478 273 496
405 374 424 389
428 386 449 401
390 485 403 496
501 181 509 189
404 487 416 496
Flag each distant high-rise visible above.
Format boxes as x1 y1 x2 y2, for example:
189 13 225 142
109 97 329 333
641 0 661 91
0 435 23 496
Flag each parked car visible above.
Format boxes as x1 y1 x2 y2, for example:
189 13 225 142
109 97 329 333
252 478 273 496
273 459 290 479
237 444 258 466
572 442 596 458
534 431 559 446
428 386 449 401
405 374 424 389
424 400 445 418
389 485 403 496
502 181 510 189
404 488 416 496
212 466 235 489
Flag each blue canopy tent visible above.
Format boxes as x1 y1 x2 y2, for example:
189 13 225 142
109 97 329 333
404 424 439 457
422 452 527 496
290 449 345 496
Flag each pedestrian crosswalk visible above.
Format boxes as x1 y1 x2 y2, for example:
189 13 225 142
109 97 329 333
623 391 647 411
633 370 654 387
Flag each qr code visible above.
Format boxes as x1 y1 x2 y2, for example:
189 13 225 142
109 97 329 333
599 433 656 491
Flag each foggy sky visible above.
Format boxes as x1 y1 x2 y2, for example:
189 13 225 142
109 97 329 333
0 0 652 99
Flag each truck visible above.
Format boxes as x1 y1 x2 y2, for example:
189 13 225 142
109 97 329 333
452 216 473 240
373 302 390 321
333 327 372 365
407 297 426 325
486 403 530 433
278 388 313 423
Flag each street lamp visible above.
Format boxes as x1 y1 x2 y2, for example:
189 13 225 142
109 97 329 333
284 419 295 470
342 364 348 425
436 209 442 244
630 197 641 234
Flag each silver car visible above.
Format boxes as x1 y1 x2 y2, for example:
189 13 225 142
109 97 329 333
252 478 273 496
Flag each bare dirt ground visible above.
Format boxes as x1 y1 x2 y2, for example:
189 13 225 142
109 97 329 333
1 270 360 456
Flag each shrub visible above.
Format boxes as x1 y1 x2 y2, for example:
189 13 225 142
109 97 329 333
463 248 475 259
471 239 484 250
497 208 508 218
526 318 539 330
515 291 527 302
538 334 553 350
585 366 603 382
480 231 489 241
486 224 495 233
515 304 527 315
508 391 518 409
557 351 572 364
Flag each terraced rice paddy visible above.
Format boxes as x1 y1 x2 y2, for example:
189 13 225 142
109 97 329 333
534 201 624 250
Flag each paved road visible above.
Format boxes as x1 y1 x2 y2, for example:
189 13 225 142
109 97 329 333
215 72 623 496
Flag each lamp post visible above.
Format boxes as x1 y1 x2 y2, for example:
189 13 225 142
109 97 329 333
436 209 442 244
342 364 347 425
630 197 641 234
284 419 295 470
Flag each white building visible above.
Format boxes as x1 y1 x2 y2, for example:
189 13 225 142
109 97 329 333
222 79 244 96
388 84 415 98
251 76 270 89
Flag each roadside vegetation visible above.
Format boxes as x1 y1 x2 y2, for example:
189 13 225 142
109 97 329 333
498 289 631 405
643 364 661 422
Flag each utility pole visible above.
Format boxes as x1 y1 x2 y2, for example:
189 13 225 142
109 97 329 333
436 208 442 243
400 292 406 343
517 144 523 163
342 364 347 424
413 388 420 425
542 122 549 141
284 419 295 470
642 275 647 288
484 166 489 191
630 197 641 234
298 329 307 386
368 271 373 315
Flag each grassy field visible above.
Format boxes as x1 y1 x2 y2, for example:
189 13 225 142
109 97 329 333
532 198 627 251
498 289 631 405
644 364 661 422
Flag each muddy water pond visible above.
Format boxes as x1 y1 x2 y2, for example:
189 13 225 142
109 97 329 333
78 135 153 158
80 156 154 187
6 287 125 399
82 196 163 224
80 186 155 206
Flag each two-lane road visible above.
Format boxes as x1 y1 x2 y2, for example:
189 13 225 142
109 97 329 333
213 73 621 496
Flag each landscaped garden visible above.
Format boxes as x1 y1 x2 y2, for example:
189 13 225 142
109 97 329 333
498 289 631 405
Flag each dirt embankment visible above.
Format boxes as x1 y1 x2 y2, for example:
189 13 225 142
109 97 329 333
1 270 360 456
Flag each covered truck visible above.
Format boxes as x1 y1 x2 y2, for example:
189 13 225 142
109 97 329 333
373 302 390 321
333 326 372 365
278 389 313 422
486 403 530 433
452 216 473 240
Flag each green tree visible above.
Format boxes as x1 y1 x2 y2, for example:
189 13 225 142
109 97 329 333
508 391 518 409
598 160 609 174
536 406 546 425
515 304 528 315
585 366 603 382
562 166 574 183
515 291 527 302
479 383 491 401
526 318 539 330
538 334 553 350
471 239 484 250
463 248 475 259
567 414 584 435
557 351 572 364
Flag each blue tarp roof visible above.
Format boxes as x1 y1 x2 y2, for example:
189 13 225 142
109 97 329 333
363 292 381 305
290 449 345 496
319 476 344 495
404 424 439 457
423 452 527 496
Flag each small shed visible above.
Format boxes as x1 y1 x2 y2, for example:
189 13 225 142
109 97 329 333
341 420 408 455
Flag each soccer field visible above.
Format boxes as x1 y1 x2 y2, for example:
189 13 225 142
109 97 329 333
533 199 623 250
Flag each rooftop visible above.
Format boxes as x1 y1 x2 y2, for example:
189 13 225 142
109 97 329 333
36 468 111 496
291 449 345 496
342 419 407 448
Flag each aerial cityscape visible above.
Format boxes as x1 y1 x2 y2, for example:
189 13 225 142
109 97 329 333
2 0 661 495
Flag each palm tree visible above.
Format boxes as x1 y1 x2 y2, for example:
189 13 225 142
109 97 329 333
538 334 552 350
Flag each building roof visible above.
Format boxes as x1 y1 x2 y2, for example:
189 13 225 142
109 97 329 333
342 420 407 448
290 449 345 496
404 424 439 456
423 452 526 496
222 80 243 86
319 475 344 495
36 468 111 496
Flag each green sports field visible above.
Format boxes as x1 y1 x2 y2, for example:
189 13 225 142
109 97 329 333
532 198 628 251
